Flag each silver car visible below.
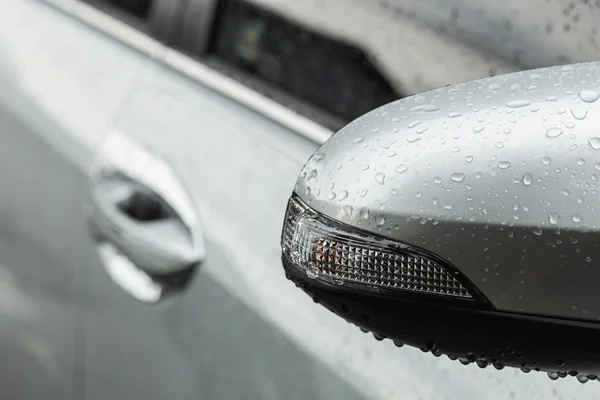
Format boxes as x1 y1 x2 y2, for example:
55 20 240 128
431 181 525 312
2 0 600 398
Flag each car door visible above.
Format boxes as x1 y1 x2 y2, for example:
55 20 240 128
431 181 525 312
0 95 81 400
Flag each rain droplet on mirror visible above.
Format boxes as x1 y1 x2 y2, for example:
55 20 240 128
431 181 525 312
395 164 408 175
578 90 599 103
546 127 563 138
359 207 370 219
571 109 588 120
497 161 511 169
411 104 439 112
450 173 465 182
506 100 531 108
588 137 600 150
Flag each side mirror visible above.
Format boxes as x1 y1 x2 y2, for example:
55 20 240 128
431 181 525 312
281 62 600 381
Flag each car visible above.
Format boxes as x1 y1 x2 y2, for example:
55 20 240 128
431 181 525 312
1 0 600 399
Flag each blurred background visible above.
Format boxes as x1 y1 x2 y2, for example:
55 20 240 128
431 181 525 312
83 0 600 130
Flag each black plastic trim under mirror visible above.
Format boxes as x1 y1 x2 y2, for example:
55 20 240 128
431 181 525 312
282 255 600 378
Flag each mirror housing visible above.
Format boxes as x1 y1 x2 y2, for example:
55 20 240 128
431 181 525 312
282 62 600 380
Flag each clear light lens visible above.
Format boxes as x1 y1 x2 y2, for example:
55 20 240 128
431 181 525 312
282 195 473 299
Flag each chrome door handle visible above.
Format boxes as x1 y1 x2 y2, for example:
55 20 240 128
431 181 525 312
87 132 204 302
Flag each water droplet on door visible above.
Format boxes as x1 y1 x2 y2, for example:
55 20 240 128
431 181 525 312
533 227 543 236
579 90 599 103
433 177 443 184
541 157 552 165
572 214 582 223
465 156 473 163
354 137 364 143
523 173 533 186
338 190 349 200
488 83 501 91
497 161 511 169
473 125 485 133
375 173 386 185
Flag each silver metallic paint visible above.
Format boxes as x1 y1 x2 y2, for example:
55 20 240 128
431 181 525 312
296 62 600 321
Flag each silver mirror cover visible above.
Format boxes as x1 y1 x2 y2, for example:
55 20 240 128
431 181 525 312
284 62 600 379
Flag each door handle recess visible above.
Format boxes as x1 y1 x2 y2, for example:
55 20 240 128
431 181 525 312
87 132 205 302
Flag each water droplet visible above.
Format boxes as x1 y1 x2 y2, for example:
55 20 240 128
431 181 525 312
448 112 462 118
391 188 399 195
328 192 336 200
411 104 439 112
496 142 505 149
433 177 443 184
360 189 368 197
407 136 422 143
408 120 422 128
452 146 460 153
354 137 364 143
579 90 599 103
548 372 559 380
533 227 543 235
549 212 560 225
571 109 588 120
338 190 349 200
503 128 511 134
343 205 353 216
388 151 397 158
313 153 325 161
497 161 511 169
588 137 600 150
577 158 586 166
595 163 600 171
572 214 582 223
473 125 485 133
359 207 370 219
376 216 386 225
523 173 532 186
577 376 589 383
541 157 552 165
375 173 386 185
506 100 531 108
562 189 570 196
450 172 465 182
444 204 453 210
488 83 501 91
362 165 370 171
432 198 438 205
475 172 482 179
395 164 408 175
416 191 423 198
546 127 563 138
465 156 473 163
